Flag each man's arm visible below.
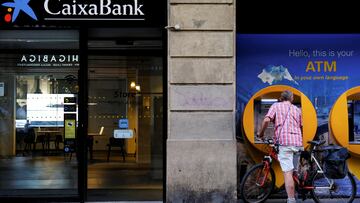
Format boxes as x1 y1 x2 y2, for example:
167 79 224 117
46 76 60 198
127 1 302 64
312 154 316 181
258 117 271 138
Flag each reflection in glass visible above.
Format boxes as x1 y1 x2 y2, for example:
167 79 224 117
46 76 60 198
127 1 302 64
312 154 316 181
0 29 79 197
87 56 163 200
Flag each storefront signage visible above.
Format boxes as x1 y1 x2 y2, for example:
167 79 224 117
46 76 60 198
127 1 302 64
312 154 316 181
119 119 128 129
64 104 77 112
17 54 79 67
114 129 133 138
64 113 76 139
0 82 4 97
0 0 164 26
64 97 76 103
44 0 144 17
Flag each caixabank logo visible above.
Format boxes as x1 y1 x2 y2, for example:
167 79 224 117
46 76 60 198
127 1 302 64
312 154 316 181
0 0 162 26
1 0 37 23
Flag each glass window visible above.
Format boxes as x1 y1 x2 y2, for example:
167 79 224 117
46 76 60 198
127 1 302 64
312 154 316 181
0 30 79 196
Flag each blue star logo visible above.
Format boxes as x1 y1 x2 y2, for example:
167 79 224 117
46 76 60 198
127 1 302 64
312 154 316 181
2 0 38 22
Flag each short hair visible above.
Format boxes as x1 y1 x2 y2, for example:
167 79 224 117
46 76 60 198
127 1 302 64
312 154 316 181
279 90 293 101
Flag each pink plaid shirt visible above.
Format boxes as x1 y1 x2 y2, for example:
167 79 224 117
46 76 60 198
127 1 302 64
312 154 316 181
265 101 303 146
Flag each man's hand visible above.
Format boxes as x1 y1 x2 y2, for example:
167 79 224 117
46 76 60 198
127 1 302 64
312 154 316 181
258 117 270 140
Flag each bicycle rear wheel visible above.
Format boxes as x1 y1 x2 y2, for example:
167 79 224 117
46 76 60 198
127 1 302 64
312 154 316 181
310 171 356 203
240 163 275 203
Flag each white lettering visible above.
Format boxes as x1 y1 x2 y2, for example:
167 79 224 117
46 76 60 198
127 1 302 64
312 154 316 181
134 0 144 15
29 55 36 63
88 4 97 15
44 0 60 15
20 55 80 65
72 0 77 15
112 4 121 15
59 55 66 62
62 4 72 15
123 4 133 15
77 4 88 15
72 55 79 62
50 55 57 62
21 55 27 62
44 0 145 17
100 0 111 15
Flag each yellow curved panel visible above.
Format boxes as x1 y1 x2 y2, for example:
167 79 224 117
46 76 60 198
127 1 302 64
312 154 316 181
330 86 360 156
243 85 317 151
243 85 317 187
300 92 318 148
329 86 360 179
329 93 348 148
348 157 360 179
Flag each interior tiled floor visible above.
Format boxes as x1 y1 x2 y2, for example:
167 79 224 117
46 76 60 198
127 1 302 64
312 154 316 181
0 151 163 201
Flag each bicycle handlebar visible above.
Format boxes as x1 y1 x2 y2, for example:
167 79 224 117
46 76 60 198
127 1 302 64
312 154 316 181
264 139 274 144
262 139 279 157
307 140 326 146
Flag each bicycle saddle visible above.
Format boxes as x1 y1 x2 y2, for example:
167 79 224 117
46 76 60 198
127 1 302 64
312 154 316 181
307 140 325 146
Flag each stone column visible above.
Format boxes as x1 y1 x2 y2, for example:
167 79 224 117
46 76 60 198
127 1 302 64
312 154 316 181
167 0 237 202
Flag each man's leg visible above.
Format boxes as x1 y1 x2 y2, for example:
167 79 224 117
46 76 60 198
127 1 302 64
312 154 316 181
278 146 297 203
284 170 296 202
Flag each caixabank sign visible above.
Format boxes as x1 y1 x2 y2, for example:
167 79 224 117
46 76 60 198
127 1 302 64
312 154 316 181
0 0 161 26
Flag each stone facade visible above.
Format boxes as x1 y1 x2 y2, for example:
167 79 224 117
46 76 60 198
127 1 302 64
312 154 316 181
167 0 237 202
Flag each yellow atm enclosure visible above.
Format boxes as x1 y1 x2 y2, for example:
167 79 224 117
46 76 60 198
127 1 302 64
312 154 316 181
242 85 317 187
330 86 360 179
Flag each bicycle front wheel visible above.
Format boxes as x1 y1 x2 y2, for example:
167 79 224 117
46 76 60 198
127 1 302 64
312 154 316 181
310 171 356 203
240 163 275 203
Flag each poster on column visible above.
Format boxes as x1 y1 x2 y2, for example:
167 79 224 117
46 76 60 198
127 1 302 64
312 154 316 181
236 34 360 150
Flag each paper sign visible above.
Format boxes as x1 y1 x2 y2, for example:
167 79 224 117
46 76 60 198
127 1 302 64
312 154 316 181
114 129 133 138
0 82 4 96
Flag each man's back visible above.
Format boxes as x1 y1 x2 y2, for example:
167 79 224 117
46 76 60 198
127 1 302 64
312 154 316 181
265 101 302 146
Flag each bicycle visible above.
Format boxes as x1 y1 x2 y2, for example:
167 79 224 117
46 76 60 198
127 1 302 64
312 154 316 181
239 139 356 203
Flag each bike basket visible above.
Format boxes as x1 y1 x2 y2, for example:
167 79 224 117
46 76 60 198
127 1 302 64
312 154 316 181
322 145 350 179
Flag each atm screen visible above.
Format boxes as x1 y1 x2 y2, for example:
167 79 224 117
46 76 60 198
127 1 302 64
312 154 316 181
254 99 277 143
349 100 360 143
254 99 302 143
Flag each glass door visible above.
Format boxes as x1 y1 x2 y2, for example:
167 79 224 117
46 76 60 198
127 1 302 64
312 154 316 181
86 28 164 201
0 30 80 197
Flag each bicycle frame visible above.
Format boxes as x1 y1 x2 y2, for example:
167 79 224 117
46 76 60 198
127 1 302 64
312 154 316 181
257 140 333 191
255 142 278 187
293 144 333 191
242 140 355 203
308 146 333 190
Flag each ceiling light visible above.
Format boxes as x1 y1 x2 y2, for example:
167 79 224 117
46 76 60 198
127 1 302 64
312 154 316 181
135 85 140 91
130 81 136 88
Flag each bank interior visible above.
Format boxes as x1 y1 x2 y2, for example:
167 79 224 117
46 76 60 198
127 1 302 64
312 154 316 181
0 28 163 201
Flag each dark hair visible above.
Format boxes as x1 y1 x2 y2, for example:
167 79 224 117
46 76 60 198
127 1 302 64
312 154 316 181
279 90 293 101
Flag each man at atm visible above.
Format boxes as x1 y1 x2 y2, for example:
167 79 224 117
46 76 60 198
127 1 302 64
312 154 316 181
257 90 303 203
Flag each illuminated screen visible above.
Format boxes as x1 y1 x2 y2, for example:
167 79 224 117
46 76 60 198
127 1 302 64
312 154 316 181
64 119 76 139
22 94 77 127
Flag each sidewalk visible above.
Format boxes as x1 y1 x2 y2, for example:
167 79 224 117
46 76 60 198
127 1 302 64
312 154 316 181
264 199 360 203
47 201 163 203
85 202 162 203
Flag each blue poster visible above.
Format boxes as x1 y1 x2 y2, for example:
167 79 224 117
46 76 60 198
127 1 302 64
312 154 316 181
236 34 360 192
236 34 360 138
